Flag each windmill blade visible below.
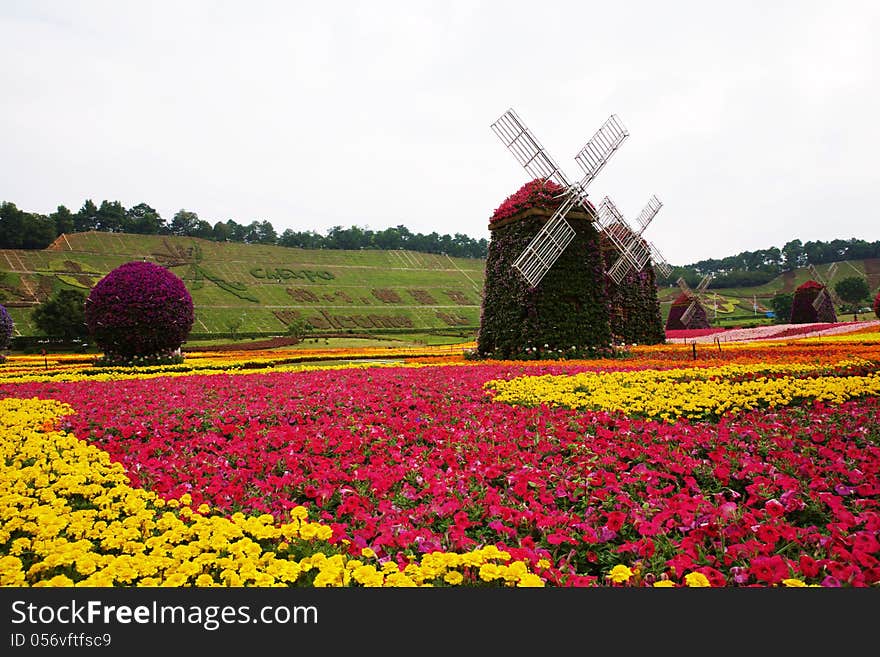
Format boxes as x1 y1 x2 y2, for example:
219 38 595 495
491 108 571 189
574 114 629 188
812 287 832 311
826 262 838 284
647 242 672 278
677 277 691 293
607 253 633 285
680 299 698 326
624 237 651 270
511 196 578 287
595 197 641 267
696 273 713 294
606 236 650 285
808 263 826 286
633 195 662 232
595 195 626 227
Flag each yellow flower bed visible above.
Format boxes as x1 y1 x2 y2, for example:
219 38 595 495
0 398 543 587
485 361 880 422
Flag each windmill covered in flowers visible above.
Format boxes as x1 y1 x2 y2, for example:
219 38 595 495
666 274 713 330
790 264 838 323
477 108 668 358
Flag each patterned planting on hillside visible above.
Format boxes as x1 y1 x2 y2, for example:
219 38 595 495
0 232 485 336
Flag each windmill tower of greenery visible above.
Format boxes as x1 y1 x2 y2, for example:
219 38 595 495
477 108 666 359
598 195 670 344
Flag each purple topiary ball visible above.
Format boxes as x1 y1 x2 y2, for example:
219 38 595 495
0 304 13 350
85 261 194 359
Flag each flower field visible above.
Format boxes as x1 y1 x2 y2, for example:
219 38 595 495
1 330 879 588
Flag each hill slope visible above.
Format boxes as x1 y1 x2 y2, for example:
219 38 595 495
0 232 485 337
1 232 876 338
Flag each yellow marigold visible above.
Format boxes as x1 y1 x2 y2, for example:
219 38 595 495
383 572 418 587
653 580 676 588
290 506 309 520
782 578 807 587
609 564 634 584
195 574 217 587
444 570 464 585
479 563 503 582
516 573 545 588
684 572 711 587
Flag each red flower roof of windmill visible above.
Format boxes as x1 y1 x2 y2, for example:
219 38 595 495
671 292 693 305
490 179 564 224
796 280 824 292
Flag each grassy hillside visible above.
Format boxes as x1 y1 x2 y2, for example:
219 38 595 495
0 232 485 338
1 232 876 339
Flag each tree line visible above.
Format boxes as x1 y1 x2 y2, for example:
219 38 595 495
0 199 489 259
658 238 880 288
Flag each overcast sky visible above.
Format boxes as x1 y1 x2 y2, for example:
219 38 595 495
2 0 878 265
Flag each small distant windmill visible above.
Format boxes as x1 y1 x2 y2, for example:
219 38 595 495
598 195 673 283
490 108 660 287
677 273 714 326
808 263 839 311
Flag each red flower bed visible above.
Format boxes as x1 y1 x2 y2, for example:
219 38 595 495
5 364 879 587
665 328 727 339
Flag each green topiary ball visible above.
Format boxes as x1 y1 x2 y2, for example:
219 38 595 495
85 261 194 362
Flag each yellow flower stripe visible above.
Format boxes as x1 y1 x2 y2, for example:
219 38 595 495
0 398 543 587
485 361 880 422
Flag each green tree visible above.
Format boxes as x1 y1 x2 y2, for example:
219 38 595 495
32 289 89 341
170 209 200 236
21 214 58 249
781 239 803 271
96 200 127 232
770 292 794 324
75 199 99 232
834 276 870 317
0 201 26 248
286 316 310 341
126 203 166 234
51 205 75 235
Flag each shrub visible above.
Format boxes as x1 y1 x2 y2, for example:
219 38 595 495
31 289 88 341
0 303 13 351
85 261 194 363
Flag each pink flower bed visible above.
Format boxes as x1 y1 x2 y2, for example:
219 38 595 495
668 321 880 344
5 363 879 587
